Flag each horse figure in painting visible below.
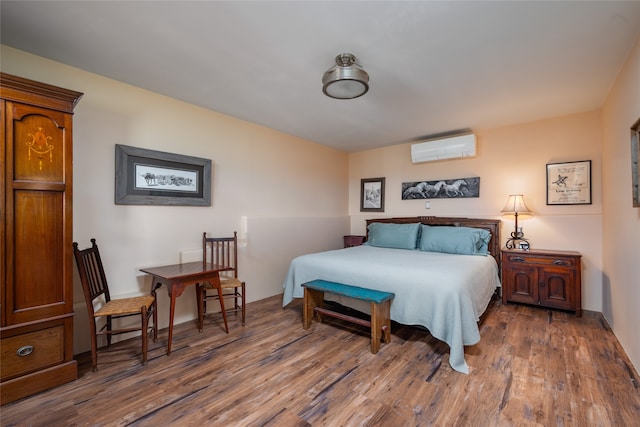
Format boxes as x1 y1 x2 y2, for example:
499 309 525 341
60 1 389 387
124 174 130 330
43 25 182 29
402 186 424 199
402 180 445 199
141 173 157 186
419 180 445 197
442 179 468 197
552 174 568 187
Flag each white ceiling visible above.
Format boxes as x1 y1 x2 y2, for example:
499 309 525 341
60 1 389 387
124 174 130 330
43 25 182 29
2 1 640 152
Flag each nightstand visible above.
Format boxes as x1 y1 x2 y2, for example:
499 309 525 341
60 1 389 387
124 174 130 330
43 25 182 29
501 248 582 317
343 235 365 248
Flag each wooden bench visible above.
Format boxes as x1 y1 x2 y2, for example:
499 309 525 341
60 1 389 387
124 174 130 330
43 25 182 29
302 280 394 354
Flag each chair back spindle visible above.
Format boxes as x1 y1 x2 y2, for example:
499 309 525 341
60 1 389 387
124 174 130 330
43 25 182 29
203 232 238 278
73 239 111 308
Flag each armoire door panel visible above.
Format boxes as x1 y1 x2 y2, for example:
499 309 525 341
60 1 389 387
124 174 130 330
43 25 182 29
9 103 68 183
8 190 65 323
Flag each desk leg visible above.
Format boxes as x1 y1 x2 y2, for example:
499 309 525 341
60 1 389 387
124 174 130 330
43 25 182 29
212 273 229 334
196 282 205 332
167 285 177 356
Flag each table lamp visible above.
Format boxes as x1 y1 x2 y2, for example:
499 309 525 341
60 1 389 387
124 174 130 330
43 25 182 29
501 194 532 249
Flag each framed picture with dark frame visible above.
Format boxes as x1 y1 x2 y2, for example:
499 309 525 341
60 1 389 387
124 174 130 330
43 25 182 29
115 144 212 206
360 177 385 212
546 160 591 205
631 117 639 208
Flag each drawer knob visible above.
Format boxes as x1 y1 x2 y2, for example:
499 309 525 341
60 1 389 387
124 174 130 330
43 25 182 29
512 257 526 262
16 345 34 357
553 260 570 266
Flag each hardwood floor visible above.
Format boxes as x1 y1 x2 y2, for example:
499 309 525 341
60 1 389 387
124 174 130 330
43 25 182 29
2 295 639 426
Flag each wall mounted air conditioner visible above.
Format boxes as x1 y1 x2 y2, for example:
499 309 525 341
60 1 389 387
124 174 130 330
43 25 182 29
410 133 476 163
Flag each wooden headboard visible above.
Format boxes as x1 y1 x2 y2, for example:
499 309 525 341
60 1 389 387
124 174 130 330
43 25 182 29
365 216 502 271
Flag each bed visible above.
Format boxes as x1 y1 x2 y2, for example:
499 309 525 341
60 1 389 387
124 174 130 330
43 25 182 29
282 216 501 374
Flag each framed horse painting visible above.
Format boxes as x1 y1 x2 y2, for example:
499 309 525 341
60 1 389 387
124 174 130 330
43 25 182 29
115 144 212 206
401 177 480 200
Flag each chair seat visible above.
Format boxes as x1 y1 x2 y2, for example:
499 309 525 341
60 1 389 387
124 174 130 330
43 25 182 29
203 277 243 289
94 295 156 317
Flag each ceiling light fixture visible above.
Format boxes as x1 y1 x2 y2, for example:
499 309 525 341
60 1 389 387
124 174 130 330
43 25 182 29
322 53 369 99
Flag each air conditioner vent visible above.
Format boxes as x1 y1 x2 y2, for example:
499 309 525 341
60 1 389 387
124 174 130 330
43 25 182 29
411 133 476 163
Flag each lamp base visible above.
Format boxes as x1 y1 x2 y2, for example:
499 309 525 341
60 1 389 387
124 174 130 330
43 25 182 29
505 231 528 250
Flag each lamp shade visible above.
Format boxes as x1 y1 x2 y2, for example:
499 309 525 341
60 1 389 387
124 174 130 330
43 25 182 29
322 53 369 99
501 194 532 214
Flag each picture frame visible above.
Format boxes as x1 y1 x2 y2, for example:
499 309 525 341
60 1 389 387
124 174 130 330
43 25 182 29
360 177 385 212
115 144 212 206
631 118 639 208
401 176 480 199
546 160 591 205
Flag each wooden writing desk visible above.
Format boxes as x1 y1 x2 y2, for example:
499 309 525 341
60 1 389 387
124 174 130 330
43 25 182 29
140 261 231 355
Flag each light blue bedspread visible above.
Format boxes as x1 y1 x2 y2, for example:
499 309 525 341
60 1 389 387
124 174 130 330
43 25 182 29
282 245 500 373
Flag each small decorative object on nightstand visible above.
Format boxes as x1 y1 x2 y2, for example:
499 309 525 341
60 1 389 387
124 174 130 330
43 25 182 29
344 235 365 248
501 248 582 317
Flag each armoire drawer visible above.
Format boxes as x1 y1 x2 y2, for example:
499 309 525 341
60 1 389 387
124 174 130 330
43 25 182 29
1 325 65 381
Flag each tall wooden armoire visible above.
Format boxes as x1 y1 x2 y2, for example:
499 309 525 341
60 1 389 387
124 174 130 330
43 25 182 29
1 73 82 405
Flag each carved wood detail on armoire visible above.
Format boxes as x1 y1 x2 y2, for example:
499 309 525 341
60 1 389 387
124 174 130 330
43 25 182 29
1 73 83 405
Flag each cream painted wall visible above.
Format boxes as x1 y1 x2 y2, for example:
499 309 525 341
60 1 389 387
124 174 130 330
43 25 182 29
601 36 640 373
1 46 350 354
349 111 604 314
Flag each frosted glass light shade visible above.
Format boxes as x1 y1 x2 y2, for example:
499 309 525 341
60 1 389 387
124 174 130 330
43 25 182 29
322 53 369 99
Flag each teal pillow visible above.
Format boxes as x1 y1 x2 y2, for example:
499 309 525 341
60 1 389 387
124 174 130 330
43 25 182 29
365 222 420 250
419 225 491 255
475 228 491 254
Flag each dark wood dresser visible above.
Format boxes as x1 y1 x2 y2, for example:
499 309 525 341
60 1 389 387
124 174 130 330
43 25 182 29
501 248 582 317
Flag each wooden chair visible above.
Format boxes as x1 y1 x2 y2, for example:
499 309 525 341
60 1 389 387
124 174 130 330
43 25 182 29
73 239 158 371
200 232 246 333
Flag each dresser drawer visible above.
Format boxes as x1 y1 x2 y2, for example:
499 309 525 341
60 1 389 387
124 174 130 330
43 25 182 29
1 325 65 381
504 253 577 268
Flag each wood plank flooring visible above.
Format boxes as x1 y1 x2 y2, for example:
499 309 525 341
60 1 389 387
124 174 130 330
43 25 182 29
2 295 639 426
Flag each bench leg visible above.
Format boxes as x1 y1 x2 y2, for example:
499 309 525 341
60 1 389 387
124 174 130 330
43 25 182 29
370 300 392 354
303 288 324 329
381 300 391 344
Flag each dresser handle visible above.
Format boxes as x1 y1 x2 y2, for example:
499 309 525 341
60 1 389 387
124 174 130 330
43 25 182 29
512 257 526 262
16 345 34 357
553 260 570 266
